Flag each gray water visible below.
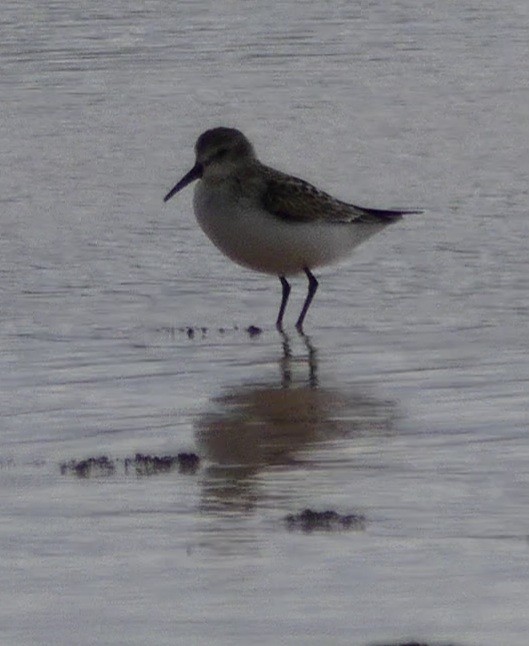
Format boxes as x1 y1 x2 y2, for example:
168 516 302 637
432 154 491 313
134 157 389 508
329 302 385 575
2 1 529 644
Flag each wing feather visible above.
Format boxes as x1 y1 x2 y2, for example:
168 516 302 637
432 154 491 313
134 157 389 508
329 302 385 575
262 175 362 223
261 171 419 224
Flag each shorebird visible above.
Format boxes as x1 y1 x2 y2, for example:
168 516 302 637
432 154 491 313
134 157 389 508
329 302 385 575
164 127 420 331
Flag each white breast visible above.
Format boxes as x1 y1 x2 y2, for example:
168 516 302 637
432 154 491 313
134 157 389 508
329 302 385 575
193 181 388 276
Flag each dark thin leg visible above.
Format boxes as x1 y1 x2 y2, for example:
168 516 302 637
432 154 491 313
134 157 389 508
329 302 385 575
276 275 291 331
295 268 318 331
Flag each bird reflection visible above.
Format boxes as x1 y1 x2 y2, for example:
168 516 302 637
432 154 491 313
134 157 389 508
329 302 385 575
195 333 396 516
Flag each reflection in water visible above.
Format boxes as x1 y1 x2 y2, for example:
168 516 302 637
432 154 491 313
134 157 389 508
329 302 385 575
195 334 396 515
279 331 318 388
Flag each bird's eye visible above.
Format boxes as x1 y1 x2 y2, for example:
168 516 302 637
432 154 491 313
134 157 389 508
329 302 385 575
215 148 228 160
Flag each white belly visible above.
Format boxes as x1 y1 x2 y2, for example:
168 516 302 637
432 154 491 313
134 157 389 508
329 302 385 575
193 182 388 276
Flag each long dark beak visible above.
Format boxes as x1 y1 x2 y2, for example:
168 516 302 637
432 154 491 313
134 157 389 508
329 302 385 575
163 162 203 202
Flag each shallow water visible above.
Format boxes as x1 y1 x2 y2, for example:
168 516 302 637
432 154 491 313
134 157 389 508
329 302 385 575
2 1 529 644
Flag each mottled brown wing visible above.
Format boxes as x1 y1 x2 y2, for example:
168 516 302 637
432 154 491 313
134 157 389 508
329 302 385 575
262 175 362 223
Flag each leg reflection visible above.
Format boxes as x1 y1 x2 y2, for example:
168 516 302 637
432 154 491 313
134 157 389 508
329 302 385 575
278 330 318 388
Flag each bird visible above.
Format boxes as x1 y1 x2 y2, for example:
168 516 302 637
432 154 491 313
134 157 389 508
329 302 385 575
163 127 420 331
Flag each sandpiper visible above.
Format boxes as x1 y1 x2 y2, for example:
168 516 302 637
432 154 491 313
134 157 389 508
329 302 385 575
164 127 420 331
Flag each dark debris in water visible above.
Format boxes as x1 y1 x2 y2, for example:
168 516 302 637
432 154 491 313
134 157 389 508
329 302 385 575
285 509 366 532
60 456 116 478
159 325 264 339
246 325 262 337
60 452 200 478
369 642 463 646
124 453 178 476
176 452 201 474
125 452 200 476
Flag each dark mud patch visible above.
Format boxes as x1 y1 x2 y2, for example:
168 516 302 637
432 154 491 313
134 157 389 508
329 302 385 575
125 452 200 476
60 452 200 478
369 641 463 646
175 452 201 474
285 509 366 533
60 456 116 478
